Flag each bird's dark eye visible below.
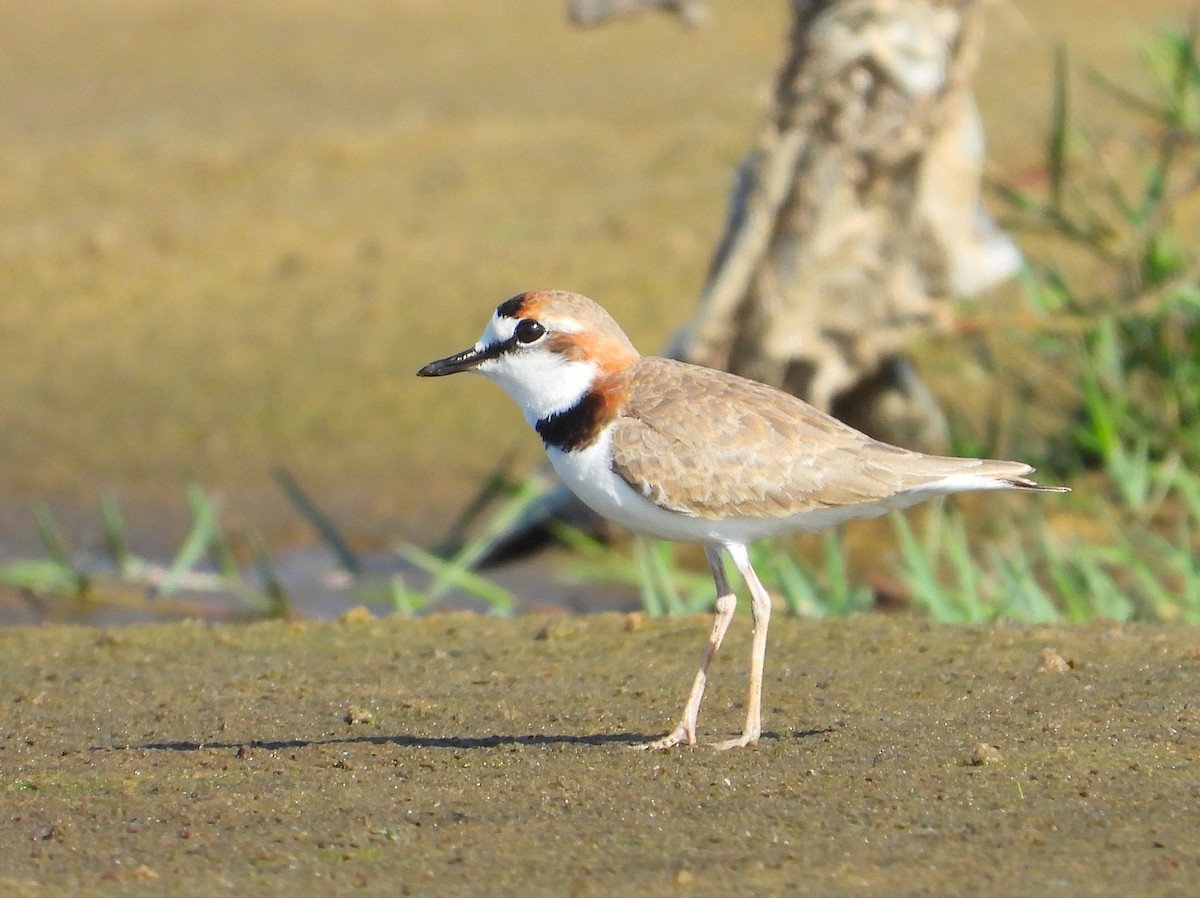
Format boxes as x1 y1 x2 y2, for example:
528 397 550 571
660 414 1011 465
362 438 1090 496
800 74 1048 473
514 319 545 344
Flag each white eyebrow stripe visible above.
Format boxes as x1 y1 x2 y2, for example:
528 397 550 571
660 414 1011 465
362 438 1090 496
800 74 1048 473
545 315 583 334
478 313 517 349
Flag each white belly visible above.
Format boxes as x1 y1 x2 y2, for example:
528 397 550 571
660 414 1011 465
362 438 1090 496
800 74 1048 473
547 437 730 543
547 430 884 546
546 427 1000 547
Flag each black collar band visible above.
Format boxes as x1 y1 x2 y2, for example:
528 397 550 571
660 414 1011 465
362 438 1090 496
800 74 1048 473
536 391 606 452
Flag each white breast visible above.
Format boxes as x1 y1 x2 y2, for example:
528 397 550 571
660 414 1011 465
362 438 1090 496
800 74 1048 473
546 427 818 545
545 426 707 540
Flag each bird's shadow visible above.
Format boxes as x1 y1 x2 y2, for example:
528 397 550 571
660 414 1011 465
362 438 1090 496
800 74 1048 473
107 726 836 754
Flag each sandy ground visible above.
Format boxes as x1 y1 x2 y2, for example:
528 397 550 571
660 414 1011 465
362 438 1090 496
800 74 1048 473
3 613 1198 896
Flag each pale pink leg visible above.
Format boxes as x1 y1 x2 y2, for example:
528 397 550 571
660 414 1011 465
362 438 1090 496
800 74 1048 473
711 544 770 750
638 548 736 750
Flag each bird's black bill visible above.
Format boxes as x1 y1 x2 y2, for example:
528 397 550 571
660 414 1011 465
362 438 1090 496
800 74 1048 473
417 347 484 377
417 337 514 377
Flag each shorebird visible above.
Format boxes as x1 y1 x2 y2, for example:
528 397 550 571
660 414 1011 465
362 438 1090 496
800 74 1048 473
417 290 1067 750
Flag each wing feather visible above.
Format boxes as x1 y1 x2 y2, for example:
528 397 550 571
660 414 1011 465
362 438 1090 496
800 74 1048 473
609 358 1032 520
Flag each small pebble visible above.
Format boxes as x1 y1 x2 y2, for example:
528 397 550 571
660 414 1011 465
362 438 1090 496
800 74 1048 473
970 743 1001 766
1037 647 1072 673
340 606 374 624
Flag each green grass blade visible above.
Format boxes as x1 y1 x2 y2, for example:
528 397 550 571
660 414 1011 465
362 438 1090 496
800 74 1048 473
942 513 985 622
821 531 853 613
993 550 1060 622
206 512 242 584
892 512 957 621
767 546 825 617
546 519 612 559
634 539 666 617
0 559 83 596
426 478 544 598
386 575 427 616
157 484 219 596
434 450 522 553
247 528 290 618
1037 525 1092 620
274 465 361 577
100 496 135 577
659 542 684 615
395 541 515 614
30 500 87 597
1075 549 1136 621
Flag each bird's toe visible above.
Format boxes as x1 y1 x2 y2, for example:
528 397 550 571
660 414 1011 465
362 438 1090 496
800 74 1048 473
635 724 694 751
710 733 759 751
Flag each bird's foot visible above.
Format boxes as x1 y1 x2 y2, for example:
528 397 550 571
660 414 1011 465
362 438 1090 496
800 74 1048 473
635 723 694 751
710 731 760 751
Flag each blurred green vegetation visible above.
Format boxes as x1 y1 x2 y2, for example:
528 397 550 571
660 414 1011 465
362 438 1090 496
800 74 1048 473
3 4 1199 623
0 1 1183 541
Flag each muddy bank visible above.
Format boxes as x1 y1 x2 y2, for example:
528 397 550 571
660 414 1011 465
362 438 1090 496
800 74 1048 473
2 614 1197 896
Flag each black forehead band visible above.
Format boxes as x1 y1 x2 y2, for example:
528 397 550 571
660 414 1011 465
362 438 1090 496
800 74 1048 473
496 295 527 319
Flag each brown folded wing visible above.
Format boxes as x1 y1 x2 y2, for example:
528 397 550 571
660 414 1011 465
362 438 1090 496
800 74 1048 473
609 357 1031 520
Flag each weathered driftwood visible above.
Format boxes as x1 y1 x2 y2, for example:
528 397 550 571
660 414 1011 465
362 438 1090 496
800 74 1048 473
477 0 1020 562
672 0 1019 449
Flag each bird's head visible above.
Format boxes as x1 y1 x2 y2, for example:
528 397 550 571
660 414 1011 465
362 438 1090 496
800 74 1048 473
417 290 639 426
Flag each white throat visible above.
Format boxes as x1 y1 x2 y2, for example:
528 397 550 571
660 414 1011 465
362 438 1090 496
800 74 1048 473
473 314 597 427
478 352 598 427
